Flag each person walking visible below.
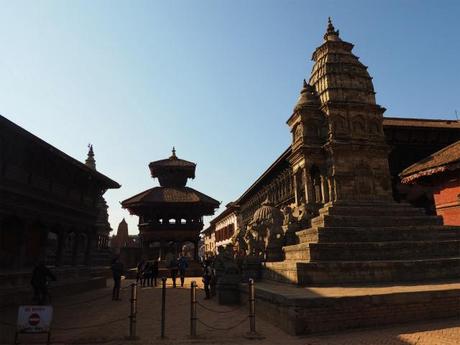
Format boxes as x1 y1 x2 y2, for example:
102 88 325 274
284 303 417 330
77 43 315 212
202 259 212 299
111 256 124 301
165 251 178 288
142 261 152 287
152 259 159 287
178 254 188 287
31 260 56 305
136 258 146 285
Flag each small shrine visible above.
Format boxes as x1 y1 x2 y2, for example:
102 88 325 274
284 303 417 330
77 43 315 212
122 148 220 260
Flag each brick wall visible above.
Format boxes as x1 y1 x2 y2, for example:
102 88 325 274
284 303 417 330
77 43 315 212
433 176 460 226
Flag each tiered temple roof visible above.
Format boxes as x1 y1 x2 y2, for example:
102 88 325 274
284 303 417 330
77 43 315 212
122 148 219 214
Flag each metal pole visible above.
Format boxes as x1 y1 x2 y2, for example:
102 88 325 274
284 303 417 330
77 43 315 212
128 283 138 339
161 277 166 338
249 278 256 334
190 281 197 337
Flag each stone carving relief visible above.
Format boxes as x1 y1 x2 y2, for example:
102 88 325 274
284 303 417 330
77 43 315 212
294 124 303 142
243 199 285 261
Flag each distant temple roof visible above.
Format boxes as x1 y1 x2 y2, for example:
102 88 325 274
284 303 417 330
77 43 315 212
0 114 120 189
400 140 460 183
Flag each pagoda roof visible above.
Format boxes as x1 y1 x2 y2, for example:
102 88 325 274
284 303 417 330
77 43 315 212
149 157 196 169
148 148 197 187
149 148 196 173
122 186 219 210
400 140 460 183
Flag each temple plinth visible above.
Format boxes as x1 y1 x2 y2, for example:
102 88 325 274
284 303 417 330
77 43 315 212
122 148 219 260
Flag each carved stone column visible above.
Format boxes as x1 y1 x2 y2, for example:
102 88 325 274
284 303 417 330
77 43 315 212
305 171 315 204
321 175 330 203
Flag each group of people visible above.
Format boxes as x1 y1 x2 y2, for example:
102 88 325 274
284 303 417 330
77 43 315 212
164 253 189 288
109 251 229 302
136 258 159 287
135 253 189 289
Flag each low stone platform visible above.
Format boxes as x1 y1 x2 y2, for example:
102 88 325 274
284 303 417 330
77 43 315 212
240 279 460 335
0 266 109 306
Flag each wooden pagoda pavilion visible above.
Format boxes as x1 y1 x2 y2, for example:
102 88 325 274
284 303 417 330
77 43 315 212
121 148 219 260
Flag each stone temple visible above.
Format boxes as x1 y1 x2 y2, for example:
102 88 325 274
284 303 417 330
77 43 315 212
263 18 460 285
222 19 460 335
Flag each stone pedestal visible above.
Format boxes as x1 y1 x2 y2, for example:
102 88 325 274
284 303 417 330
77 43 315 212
265 238 285 262
217 274 240 305
240 256 263 282
282 224 299 246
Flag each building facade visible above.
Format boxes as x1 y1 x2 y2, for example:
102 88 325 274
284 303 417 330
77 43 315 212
0 115 120 269
211 202 241 250
202 224 216 257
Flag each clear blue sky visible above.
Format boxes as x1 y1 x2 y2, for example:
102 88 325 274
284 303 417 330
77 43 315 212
2 1 459 234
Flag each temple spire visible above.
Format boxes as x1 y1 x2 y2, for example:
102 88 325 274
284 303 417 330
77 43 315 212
85 144 96 170
324 17 340 41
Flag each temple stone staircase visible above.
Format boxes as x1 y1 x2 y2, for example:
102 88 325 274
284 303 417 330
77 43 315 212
264 201 460 285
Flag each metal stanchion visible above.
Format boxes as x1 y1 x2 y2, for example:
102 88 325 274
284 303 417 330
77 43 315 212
249 278 255 334
161 277 166 339
126 283 139 340
190 281 197 337
244 278 263 339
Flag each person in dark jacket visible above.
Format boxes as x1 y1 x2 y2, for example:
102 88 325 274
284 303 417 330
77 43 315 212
178 254 188 287
165 252 178 288
111 256 124 300
202 259 212 299
136 259 146 284
152 259 159 287
31 260 56 305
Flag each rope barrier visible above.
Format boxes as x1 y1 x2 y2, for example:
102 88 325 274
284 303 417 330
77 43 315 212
52 317 128 331
197 317 248 331
54 292 114 307
196 301 244 314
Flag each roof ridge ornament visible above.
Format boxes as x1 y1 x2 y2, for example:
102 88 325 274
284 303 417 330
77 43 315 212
85 143 96 170
170 146 177 159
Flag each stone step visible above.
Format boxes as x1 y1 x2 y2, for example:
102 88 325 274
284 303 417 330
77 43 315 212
297 226 460 243
244 279 460 335
265 257 460 285
309 240 460 261
319 204 427 217
312 214 443 228
264 261 309 284
283 243 311 261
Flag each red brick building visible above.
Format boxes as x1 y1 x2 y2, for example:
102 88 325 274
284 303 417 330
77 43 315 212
400 140 460 225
